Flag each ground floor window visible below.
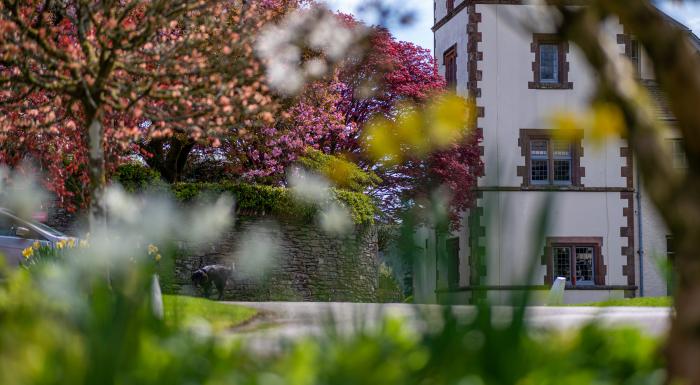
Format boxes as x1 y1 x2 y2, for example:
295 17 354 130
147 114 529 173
446 237 460 289
545 237 604 286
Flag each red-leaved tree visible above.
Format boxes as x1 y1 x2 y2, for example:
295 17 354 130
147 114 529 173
230 17 483 226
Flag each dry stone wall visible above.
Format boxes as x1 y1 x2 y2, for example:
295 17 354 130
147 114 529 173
174 217 379 302
47 204 380 302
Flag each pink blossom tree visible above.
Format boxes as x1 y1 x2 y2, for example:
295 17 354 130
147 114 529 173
0 0 292 224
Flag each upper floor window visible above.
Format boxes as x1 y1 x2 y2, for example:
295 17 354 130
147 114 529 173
530 139 573 184
619 34 641 76
519 129 583 187
529 34 573 90
628 39 640 75
446 0 454 13
539 43 560 83
669 139 688 169
545 237 605 287
444 44 457 90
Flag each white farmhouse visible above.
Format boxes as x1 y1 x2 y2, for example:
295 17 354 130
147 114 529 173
414 0 692 304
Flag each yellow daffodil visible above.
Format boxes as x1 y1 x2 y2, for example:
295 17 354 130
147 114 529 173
148 244 159 255
79 239 89 248
56 240 66 249
32 241 40 250
154 254 162 262
67 239 76 248
22 247 33 259
591 102 626 142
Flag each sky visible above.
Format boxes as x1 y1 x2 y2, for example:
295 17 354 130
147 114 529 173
322 0 700 52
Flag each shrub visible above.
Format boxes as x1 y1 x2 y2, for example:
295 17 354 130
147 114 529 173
377 263 404 303
171 181 376 225
112 163 164 193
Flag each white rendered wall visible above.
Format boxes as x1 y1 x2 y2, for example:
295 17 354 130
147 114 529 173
434 6 469 96
480 191 628 285
435 4 634 303
430 2 675 303
639 189 669 297
434 0 468 24
477 4 627 189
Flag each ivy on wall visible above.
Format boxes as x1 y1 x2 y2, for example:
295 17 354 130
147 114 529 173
113 163 376 225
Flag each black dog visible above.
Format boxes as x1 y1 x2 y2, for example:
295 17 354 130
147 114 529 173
191 264 234 300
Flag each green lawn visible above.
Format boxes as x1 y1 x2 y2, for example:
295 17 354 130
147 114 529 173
163 295 258 331
575 296 672 307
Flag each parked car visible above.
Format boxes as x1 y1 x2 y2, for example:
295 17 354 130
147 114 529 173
0 208 74 267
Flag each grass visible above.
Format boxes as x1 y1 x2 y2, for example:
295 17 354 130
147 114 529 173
574 296 672 307
163 294 258 331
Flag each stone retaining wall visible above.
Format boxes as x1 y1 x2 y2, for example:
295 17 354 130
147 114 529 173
47 204 380 302
174 217 379 302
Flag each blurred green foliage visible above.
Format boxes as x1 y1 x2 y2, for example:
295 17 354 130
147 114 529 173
0 253 663 385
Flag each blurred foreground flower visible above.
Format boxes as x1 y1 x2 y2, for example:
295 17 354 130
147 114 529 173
288 167 355 235
551 102 627 145
233 222 281 280
256 5 368 94
362 94 476 165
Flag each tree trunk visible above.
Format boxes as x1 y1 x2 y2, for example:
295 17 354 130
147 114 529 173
143 136 195 183
668 244 700 384
87 109 107 232
665 184 700 384
167 137 196 183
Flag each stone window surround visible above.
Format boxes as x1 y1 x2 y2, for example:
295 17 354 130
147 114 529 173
543 236 607 287
528 34 573 90
443 43 458 90
517 129 585 188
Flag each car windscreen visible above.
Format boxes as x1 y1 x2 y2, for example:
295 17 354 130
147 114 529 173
26 219 66 237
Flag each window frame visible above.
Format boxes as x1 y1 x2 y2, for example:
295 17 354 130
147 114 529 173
529 34 573 90
519 129 583 188
443 44 458 91
446 0 455 14
668 138 688 169
446 237 460 289
545 237 605 287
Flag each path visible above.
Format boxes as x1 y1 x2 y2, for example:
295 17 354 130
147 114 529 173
224 302 671 352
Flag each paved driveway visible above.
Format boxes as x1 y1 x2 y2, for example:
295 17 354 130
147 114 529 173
225 302 671 351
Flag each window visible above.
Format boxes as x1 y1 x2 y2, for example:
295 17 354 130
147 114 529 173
519 129 582 187
628 39 640 74
539 44 559 83
619 33 641 76
669 139 688 169
446 237 460 289
446 0 454 13
529 34 572 89
546 237 604 286
443 45 457 90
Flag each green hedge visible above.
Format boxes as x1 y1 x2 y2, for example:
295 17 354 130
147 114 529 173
112 164 376 225
113 163 164 193
171 181 376 225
